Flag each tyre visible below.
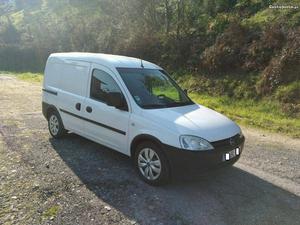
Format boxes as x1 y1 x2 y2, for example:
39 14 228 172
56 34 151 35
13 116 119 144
48 110 67 138
134 141 170 186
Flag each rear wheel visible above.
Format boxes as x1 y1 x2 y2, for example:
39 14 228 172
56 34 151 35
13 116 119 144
48 111 66 138
134 141 170 185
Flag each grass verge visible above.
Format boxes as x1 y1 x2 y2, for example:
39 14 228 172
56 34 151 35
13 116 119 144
189 93 300 138
0 71 43 82
17 72 43 82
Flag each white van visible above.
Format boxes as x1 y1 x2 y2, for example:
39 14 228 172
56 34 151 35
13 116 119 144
42 53 245 185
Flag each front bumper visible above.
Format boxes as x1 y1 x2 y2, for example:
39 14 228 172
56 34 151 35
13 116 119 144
163 135 245 176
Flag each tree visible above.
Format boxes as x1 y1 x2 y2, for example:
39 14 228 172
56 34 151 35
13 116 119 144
0 17 20 44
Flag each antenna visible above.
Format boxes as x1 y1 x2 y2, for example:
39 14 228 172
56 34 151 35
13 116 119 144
140 59 144 68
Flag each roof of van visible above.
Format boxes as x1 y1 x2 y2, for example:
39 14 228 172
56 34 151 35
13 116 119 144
49 53 162 70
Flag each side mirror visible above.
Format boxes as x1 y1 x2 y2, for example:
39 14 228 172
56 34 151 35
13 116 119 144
107 92 127 111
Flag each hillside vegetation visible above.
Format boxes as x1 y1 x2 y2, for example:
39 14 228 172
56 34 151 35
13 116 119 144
0 0 299 135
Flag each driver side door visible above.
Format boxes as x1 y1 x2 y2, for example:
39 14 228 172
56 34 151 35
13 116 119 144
81 64 130 154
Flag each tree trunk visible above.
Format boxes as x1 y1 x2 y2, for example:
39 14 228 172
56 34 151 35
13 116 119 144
164 0 171 35
176 0 184 39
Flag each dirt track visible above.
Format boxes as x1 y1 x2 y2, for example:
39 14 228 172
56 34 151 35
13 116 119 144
0 75 300 225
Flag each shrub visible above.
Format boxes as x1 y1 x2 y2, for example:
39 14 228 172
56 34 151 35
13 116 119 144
208 13 234 35
235 0 270 17
0 45 49 72
275 81 300 117
280 103 300 117
177 74 213 94
200 23 249 74
233 81 257 99
161 34 195 70
121 32 163 65
275 82 300 104
257 28 300 95
177 73 258 100
243 25 285 72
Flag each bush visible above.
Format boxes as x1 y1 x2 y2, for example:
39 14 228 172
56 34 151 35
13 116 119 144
243 25 285 72
275 81 300 117
121 32 163 65
275 82 300 104
177 73 258 100
280 103 300 117
0 45 49 72
257 28 300 95
208 13 234 35
232 81 257 99
200 23 249 74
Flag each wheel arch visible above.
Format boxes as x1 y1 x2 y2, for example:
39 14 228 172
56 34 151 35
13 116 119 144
130 134 163 158
131 134 172 184
42 102 59 120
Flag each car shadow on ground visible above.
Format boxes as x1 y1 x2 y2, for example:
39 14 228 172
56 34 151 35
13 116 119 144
50 133 300 225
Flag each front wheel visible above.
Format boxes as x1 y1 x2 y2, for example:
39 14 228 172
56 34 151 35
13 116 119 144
48 111 66 138
134 142 170 186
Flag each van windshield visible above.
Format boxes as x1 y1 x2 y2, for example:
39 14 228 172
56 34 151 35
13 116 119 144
117 68 194 109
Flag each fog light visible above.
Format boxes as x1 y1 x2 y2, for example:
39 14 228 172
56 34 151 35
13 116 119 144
236 148 240 155
225 153 230 160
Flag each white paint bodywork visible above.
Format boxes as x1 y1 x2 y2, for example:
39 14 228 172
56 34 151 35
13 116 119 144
43 53 241 156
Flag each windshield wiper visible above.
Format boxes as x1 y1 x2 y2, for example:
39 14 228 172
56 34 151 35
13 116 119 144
141 104 167 109
166 101 194 107
141 101 194 109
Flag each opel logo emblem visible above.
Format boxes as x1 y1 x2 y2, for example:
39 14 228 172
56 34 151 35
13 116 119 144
229 137 235 146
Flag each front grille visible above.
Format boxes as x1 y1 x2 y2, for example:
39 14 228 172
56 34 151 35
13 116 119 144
211 134 242 149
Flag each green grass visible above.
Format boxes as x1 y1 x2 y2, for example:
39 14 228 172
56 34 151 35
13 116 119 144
189 93 300 138
17 72 43 82
0 71 43 82
42 205 60 219
242 0 300 28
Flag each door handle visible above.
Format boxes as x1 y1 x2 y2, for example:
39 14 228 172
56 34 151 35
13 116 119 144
75 103 81 111
86 106 92 113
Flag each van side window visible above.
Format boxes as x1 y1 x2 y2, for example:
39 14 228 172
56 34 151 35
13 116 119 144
90 69 122 103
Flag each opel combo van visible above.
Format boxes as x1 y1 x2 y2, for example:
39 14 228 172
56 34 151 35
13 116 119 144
42 53 245 185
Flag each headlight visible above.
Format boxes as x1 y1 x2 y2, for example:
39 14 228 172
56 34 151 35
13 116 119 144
179 135 214 151
238 131 244 139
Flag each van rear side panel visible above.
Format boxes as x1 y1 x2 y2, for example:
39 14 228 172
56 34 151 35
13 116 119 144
43 57 91 133
56 62 90 97
42 57 61 114
44 58 90 96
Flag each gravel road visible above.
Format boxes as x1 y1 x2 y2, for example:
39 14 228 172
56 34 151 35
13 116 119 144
0 75 299 225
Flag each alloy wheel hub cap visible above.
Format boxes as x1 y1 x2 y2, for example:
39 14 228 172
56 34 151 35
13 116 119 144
138 148 161 180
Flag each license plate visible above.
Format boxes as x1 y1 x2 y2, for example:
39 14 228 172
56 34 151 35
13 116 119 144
223 148 240 161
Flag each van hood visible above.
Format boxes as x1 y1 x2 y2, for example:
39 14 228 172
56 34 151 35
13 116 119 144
142 104 240 142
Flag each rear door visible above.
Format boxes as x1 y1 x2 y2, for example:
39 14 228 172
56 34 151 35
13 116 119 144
56 61 90 134
81 64 130 154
